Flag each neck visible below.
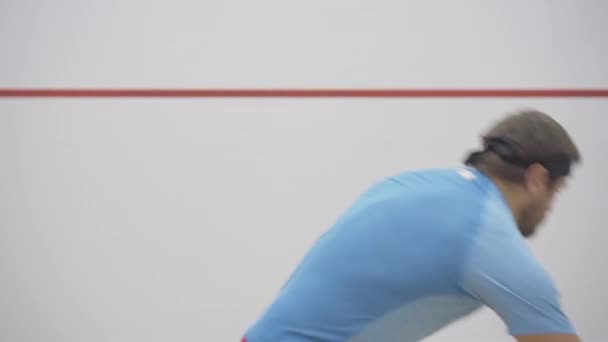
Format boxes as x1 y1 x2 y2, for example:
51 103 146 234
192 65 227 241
493 178 525 219
474 168 526 224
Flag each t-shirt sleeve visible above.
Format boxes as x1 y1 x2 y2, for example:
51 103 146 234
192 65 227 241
460 229 576 336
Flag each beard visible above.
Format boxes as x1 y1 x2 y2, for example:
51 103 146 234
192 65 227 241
517 202 548 238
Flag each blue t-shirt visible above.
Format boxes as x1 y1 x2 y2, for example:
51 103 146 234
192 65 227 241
245 167 575 341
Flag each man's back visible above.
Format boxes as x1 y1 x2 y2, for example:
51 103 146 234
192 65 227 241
244 167 574 341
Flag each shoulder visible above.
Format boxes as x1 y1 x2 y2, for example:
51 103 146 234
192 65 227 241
459 205 575 336
461 187 555 299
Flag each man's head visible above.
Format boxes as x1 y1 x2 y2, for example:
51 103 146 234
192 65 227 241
465 110 581 237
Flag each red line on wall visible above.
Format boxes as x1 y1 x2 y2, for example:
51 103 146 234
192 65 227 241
0 88 608 98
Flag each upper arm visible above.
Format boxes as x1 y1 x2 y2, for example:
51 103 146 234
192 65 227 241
460 224 578 338
463 264 577 337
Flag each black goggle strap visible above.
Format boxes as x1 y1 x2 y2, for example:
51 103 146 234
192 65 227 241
465 136 571 179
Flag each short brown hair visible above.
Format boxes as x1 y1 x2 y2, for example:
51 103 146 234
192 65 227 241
465 110 581 182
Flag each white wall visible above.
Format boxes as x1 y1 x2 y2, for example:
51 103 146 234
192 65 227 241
1 1 607 341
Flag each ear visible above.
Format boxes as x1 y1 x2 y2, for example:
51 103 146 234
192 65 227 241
524 163 550 195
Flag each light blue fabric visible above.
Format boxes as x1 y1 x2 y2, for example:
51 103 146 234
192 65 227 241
245 167 575 341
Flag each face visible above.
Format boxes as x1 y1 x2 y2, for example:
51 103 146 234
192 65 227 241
517 166 566 238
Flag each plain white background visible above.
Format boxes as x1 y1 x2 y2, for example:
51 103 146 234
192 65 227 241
1 1 607 341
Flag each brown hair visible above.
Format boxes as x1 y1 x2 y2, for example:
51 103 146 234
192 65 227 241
465 110 581 182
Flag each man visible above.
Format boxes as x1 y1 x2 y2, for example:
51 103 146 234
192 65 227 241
243 110 582 342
